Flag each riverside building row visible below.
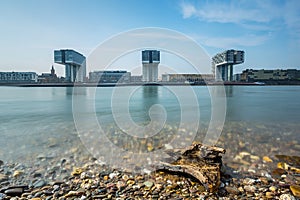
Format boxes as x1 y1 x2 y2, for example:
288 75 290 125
0 72 38 83
236 69 300 82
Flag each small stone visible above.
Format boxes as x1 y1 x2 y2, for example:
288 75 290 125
143 181 154 189
64 191 78 198
269 186 277 192
238 186 244 193
225 186 240 195
13 170 24 178
71 167 83 176
263 156 273 163
33 180 46 188
4 188 23 197
0 193 6 199
279 194 296 200
164 144 173 150
116 181 126 190
126 179 135 185
103 175 108 181
290 185 300 198
147 144 154 152
272 168 286 177
0 160 3 166
122 174 129 181
0 174 8 182
243 178 256 185
250 155 260 161
244 185 256 193
259 177 270 184
266 192 273 198
109 172 118 179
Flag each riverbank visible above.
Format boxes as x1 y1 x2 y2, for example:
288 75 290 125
0 123 299 199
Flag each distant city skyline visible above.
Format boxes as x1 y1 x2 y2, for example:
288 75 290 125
0 0 300 76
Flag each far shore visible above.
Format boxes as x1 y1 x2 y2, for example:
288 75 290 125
1 81 300 87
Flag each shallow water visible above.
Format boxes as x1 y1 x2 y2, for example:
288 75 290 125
0 86 299 164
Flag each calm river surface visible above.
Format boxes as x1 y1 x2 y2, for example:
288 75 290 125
0 86 299 163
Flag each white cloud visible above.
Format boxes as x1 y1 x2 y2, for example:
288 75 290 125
180 0 300 45
181 3 197 19
180 0 280 24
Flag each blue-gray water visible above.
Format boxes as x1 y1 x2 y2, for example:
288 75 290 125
0 86 300 162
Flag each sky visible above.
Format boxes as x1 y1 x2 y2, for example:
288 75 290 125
0 0 300 76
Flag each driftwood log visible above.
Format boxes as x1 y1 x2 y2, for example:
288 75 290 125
155 143 225 192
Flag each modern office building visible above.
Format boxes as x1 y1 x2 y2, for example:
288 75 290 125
161 73 215 83
212 49 244 81
239 69 300 82
54 49 86 82
89 70 131 83
142 50 160 82
0 72 38 83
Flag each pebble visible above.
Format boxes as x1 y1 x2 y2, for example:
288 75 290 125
109 172 118 179
13 170 24 178
279 194 296 200
290 185 300 198
244 185 256 193
0 193 6 199
243 178 256 185
4 187 23 197
265 191 273 198
143 181 154 189
71 167 83 176
225 186 240 195
0 174 8 182
263 156 273 163
33 180 46 188
269 186 277 192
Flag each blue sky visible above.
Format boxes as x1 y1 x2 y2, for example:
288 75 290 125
0 0 300 76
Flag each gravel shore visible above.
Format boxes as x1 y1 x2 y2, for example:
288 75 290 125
1 122 299 199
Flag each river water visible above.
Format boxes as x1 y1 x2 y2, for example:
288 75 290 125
0 86 299 165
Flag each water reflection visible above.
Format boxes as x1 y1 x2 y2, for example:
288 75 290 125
225 86 233 97
67 87 87 96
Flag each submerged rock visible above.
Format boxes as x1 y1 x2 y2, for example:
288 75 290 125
290 185 300 198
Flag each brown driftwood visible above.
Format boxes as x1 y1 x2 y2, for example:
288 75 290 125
155 143 225 192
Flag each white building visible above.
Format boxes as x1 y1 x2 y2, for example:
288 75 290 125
0 72 38 83
89 70 131 83
142 50 160 82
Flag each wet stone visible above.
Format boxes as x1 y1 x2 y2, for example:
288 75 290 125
4 187 24 197
279 194 296 200
290 185 300 198
33 180 46 188
244 185 256 193
0 174 8 183
0 193 6 199
225 186 240 195
143 181 154 189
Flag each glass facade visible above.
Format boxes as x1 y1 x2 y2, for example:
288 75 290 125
142 50 160 63
54 49 86 82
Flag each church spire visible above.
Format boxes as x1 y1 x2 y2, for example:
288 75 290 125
51 65 55 76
